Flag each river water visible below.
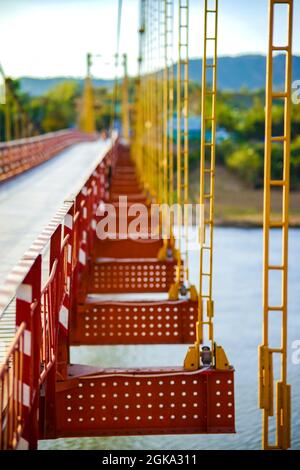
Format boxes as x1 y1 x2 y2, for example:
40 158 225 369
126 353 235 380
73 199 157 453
39 228 300 450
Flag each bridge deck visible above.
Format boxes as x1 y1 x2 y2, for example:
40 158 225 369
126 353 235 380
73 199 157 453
0 139 110 364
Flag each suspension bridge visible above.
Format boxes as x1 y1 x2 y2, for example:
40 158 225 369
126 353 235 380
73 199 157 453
0 0 296 451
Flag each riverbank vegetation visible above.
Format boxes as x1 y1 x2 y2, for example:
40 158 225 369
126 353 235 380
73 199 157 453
0 79 299 224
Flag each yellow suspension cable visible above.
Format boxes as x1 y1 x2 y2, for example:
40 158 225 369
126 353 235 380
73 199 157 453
259 0 293 451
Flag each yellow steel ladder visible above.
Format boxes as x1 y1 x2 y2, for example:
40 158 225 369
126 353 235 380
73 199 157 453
144 0 152 194
168 0 197 300
157 0 175 258
156 0 165 205
162 0 170 210
165 0 175 212
132 0 146 177
198 0 218 358
259 0 293 450
184 0 229 371
144 0 156 197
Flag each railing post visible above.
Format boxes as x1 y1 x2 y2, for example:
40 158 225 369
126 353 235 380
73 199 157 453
77 188 89 303
42 225 62 439
58 206 75 376
16 255 42 450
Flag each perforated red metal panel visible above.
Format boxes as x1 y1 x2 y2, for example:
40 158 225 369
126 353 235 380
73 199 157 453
71 299 198 345
54 365 235 437
89 259 179 293
96 207 154 232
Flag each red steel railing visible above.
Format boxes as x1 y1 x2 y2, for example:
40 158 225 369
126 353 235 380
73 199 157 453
0 129 98 183
0 322 26 450
39 236 69 384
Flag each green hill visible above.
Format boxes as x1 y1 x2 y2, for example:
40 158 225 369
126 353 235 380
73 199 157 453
19 76 114 96
19 54 300 96
185 54 300 90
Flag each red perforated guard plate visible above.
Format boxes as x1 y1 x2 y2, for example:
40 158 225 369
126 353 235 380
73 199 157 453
89 258 180 293
54 364 235 437
71 299 198 345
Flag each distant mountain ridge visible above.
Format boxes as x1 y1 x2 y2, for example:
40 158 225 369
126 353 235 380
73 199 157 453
184 54 300 91
19 76 113 97
19 54 300 96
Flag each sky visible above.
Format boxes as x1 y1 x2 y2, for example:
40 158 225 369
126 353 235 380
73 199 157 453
0 0 299 78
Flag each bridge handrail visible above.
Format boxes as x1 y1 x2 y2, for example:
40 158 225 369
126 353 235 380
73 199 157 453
39 235 69 385
0 129 79 149
0 129 98 183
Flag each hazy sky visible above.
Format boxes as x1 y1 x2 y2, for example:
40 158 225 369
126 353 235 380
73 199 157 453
0 0 299 78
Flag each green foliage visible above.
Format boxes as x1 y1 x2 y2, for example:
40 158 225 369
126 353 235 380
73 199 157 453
235 97 265 140
0 106 5 141
189 138 200 168
216 101 238 133
41 81 80 132
291 138 300 189
216 139 236 165
225 146 264 188
94 86 114 130
1 77 300 192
